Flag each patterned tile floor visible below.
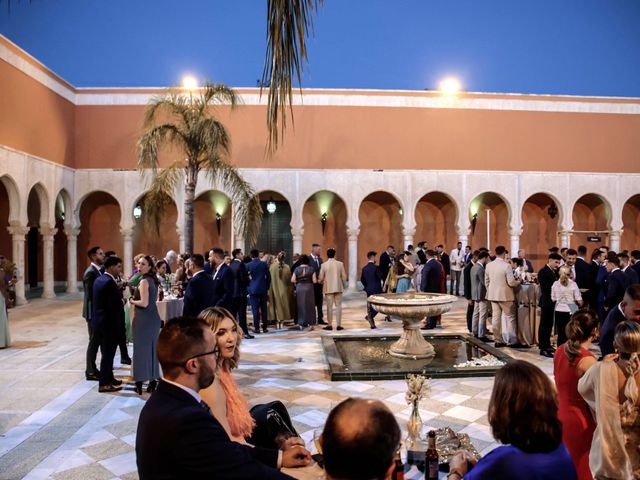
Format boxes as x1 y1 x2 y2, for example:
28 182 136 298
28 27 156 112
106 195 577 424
0 292 558 480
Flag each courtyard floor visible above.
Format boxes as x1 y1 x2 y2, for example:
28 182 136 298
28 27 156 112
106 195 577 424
0 292 556 480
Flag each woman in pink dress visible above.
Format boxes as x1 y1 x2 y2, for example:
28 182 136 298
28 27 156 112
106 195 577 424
553 309 599 480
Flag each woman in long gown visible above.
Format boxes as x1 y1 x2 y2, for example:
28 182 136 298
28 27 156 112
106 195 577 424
395 251 415 293
268 252 293 328
579 320 640 480
291 254 317 330
553 309 598 480
128 255 161 395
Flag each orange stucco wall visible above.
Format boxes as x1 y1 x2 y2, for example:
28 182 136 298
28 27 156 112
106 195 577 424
73 102 640 173
0 59 75 167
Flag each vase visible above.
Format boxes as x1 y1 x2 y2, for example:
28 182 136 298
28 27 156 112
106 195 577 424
407 400 422 440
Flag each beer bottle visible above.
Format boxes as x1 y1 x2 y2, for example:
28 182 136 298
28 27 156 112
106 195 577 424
392 449 404 480
425 430 439 480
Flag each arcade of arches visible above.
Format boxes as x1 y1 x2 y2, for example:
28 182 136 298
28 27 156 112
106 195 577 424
2 166 639 305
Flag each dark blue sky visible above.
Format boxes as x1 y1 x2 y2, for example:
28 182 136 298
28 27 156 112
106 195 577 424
1 0 639 96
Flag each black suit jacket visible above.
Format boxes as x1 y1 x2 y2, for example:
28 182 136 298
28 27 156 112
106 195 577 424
82 264 101 321
212 263 234 309
360 262 383 296
228 259 249 298
91 273 124 335
439 252 451 275
599 305 626 357
421 259 442 293
417 249 427 265
379 252 392 281
136 380 291 479
183 271 215 318
605 269 630 309
574 258 591 291
463 261 474 300
623 266 639 285
538 265 558 308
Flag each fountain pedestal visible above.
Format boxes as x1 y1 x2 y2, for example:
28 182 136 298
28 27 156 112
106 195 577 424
367 292 457 359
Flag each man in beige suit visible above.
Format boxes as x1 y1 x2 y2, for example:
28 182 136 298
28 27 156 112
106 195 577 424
485 245 522 348
319 248 347 331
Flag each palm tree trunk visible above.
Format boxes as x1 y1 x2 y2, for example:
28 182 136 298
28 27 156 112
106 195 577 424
184 166 197 254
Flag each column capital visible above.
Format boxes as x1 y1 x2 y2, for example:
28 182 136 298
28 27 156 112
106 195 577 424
65 226 81 237
347 228 360 239
402 226 416 238
40 226 58 238
609 230 622 237
7 225 29 236
508 227 523 237
291 227 304 239
121 228 134 239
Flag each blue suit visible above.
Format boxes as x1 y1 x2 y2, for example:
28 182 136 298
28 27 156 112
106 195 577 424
183 271 215 318
92 273 124 386
599 304 626 357
361 262 383 320
212 263 234 310
247 259 272 331
605 269 630 310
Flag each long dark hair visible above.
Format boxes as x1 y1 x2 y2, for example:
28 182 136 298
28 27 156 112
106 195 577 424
564 309 599 364
141 255 159 286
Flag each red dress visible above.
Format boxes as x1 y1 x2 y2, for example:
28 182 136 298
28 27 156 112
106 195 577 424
553 344 596 480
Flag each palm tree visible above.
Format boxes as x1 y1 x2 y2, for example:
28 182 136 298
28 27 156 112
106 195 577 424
262 0 323 151
137 81 262 254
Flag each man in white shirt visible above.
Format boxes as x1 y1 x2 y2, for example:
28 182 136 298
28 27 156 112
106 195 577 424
449 242 464 296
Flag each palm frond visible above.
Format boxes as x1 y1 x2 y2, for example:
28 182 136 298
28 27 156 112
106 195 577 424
262 0 322 152
207 161 263 246
143 93 189 128
196 117 231 162
142 162 183 234
137 124 184 170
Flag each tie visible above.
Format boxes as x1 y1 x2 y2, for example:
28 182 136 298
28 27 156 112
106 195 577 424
200 400 212 416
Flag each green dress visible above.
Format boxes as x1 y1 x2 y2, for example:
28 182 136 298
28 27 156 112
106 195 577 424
268 262 293 322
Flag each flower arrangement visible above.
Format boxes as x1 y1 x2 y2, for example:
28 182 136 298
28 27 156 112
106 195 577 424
405 373 430 405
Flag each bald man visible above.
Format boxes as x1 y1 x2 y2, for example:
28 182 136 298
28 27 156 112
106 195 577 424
320 398 401 480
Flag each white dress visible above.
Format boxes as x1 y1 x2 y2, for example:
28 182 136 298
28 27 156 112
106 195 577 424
0 292 10 348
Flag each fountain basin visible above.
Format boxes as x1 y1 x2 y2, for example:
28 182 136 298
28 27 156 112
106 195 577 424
367 292 457 358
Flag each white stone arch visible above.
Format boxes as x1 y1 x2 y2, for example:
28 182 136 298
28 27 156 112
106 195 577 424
520 190 565 230
0 174 22 224
466 190 514 233
569 192 613 231
411 189 461 230
74 189 124 230
299 189 350 230
54 188 73 228
27 181 51 228
356 189 405 218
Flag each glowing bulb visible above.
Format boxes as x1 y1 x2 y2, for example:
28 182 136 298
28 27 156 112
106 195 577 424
182 75 198 90
439 77 461 96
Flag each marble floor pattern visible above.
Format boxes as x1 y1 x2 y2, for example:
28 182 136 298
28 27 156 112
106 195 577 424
0 291 558 480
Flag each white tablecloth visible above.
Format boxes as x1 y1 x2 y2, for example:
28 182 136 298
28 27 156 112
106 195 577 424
515 283 540 345
156 297 183 322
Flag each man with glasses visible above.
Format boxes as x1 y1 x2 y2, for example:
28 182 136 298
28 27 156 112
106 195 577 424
136 316 310 478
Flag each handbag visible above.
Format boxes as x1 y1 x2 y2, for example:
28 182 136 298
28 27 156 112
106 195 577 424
568 302 579 314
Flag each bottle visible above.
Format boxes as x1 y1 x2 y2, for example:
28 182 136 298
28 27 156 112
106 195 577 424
392 450 404 480
425 430 439 480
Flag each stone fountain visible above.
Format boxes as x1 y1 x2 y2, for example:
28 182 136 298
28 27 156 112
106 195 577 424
367 292 457 358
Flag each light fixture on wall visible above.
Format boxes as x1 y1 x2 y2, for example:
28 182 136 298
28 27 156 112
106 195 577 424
321 212 328 235
133 205 142 219
547 202 558 219
215 212 222 235
266 198 277 214
399 207 403 216
471 212 478 235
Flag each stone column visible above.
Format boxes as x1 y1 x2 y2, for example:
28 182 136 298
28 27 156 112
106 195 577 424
559 231 571 249
610 230 621 253
234 233 246 255
458 234 469 250
402 227 415 250
292 227 304 256
177 228 186 254
7 225 28 305
509 234 520 258
65 226 79 293
122 229 133 279
41 225 57 299
347 228 359 292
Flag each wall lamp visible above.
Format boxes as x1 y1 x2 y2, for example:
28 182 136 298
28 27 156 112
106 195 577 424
133 205 142 219
547 202 558 219
266 198 277 214
321 212 328 235
215 212 222 235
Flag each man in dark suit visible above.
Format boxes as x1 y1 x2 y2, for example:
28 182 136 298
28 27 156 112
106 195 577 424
599 284 640 357
228 248 253 339
209 248 234 310
182 254 215 318
590 248 607 322
309 243 326 323
574 245 591 306
421 250 442 329
436 244 450 292
537 253 562 358
416 242 427 265
378 245 395 291
247 249 272 333
92 255 126 392
463 250 478 333
604 256 631 311
631 250 640 276
136 317 309 479
360 251 383 329
517 249 534 274
83 246 105 381
619 252 639 285
463 245 473 266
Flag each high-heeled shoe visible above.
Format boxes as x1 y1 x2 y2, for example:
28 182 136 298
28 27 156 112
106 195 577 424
134 382 143 395
147 380 158 393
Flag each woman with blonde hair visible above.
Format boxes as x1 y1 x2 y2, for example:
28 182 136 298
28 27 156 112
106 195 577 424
198 307 301 449
554 309 599 479
579 320 640 479
552 265 583 347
